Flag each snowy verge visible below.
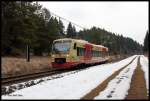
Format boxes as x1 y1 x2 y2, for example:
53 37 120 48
2 68 83 95
140 55 149 95
94 56 138 99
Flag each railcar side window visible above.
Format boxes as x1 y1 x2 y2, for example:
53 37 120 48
92 50 99 57
101 51 103 57
77 47 80 56
96 51 98 57
77 47 85 56
82 48 85 56
98 51 100 57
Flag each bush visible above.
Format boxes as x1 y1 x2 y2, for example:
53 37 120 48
10 48 24 56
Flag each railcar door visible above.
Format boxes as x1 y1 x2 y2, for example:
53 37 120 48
84 44 92 62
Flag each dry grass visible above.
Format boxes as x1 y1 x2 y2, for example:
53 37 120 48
2 56 53 78
109 55 128 62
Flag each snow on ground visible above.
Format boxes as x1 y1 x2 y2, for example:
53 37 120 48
2 68 84 94
140 55 149 95
2 55 137 99
94 56 138 99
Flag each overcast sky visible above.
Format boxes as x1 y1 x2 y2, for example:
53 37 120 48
39 1 148 45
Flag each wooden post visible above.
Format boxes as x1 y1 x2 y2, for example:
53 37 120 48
27 44 30 62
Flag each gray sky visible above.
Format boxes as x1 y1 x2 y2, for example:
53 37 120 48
39 1 148 45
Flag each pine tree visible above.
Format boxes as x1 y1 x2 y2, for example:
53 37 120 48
67 22 74 38
72 26 77 38
58 19 65 37
42 7 51 22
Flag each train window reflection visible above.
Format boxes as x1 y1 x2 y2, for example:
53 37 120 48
52 40 71 54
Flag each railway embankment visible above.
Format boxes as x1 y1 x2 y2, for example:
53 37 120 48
2 56 53 78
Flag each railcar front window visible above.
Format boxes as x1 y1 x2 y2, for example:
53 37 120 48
52 40 71 54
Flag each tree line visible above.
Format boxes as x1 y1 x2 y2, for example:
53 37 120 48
78 27 143 55
143 31 149 55
1 1 144 56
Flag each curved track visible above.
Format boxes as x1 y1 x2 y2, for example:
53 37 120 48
2 69 70 86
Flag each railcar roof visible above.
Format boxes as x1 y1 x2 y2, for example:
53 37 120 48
53 38 108 49
53 38 72 41
54 38 88 43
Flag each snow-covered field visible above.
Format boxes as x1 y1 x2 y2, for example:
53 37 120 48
2 55 140 99
94 56 138 99
140 55 149 95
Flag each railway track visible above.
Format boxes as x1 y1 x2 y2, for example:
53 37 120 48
2 67 85 95
2 69 70 86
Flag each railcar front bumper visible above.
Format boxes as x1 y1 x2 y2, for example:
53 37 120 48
52 62 78 69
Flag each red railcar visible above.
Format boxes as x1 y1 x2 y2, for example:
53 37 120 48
51 38 109 69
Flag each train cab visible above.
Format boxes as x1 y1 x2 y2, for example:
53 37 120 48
51 38 78 68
